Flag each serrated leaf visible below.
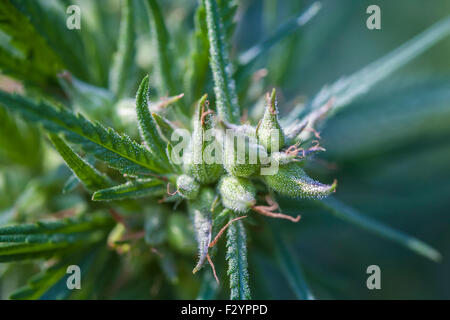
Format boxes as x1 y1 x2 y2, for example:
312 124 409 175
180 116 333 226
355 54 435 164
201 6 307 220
226 215 251 300
49 134 111 193
92 178 166 201
204 0 240 123
0 91 169 175
136 75 171 169
318 197 442 262
0 213 113 263
0 214 113 236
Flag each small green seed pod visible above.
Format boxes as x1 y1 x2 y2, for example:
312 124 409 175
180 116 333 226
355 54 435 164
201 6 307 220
223 126 263 177
191 95 223 184
268 151 298 167
218 175 256 213
264 161 337 199
176 174 200 200
257 88 285 152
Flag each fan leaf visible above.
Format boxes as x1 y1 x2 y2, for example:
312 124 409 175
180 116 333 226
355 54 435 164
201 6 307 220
0 91 169 175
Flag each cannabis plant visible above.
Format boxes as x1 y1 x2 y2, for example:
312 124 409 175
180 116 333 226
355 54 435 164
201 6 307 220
0 0 449 299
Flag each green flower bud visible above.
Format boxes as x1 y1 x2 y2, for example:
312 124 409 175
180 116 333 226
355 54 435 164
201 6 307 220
218 175 256 213
257 88 285 152
264 161 337 198
176 174 200 199
268 151 298 167
223 126 263 177
191 95 223 184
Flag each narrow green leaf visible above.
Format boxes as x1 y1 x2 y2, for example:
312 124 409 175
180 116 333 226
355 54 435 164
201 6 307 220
237 2 321 70
136 76 170 169
217 0 238 42
204 0 240 123
185 2 209 103
226 215 251 300
92 178 166 201
62 174 80 194
0 91 168 175
318 197 442 262
109 0 137 99
269 223 314 300
287 15 450 124
0 232 95 244
146 0 186 116
0 214 113 236
0 213 112 263
0 243 70 263
152 112 176 142
49 134 110 192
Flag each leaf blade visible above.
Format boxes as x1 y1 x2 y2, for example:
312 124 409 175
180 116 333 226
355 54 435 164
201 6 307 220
204 0 240 123
318 197 442 262
109 0 137 99
0 91 168 175
226 216 251 300
136 76 170 168
287 15 450 125
49 134 110 192
92 178 166 201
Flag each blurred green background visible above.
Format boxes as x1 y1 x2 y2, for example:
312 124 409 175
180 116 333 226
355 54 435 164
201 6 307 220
246 0 450 299
0 0 449 299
